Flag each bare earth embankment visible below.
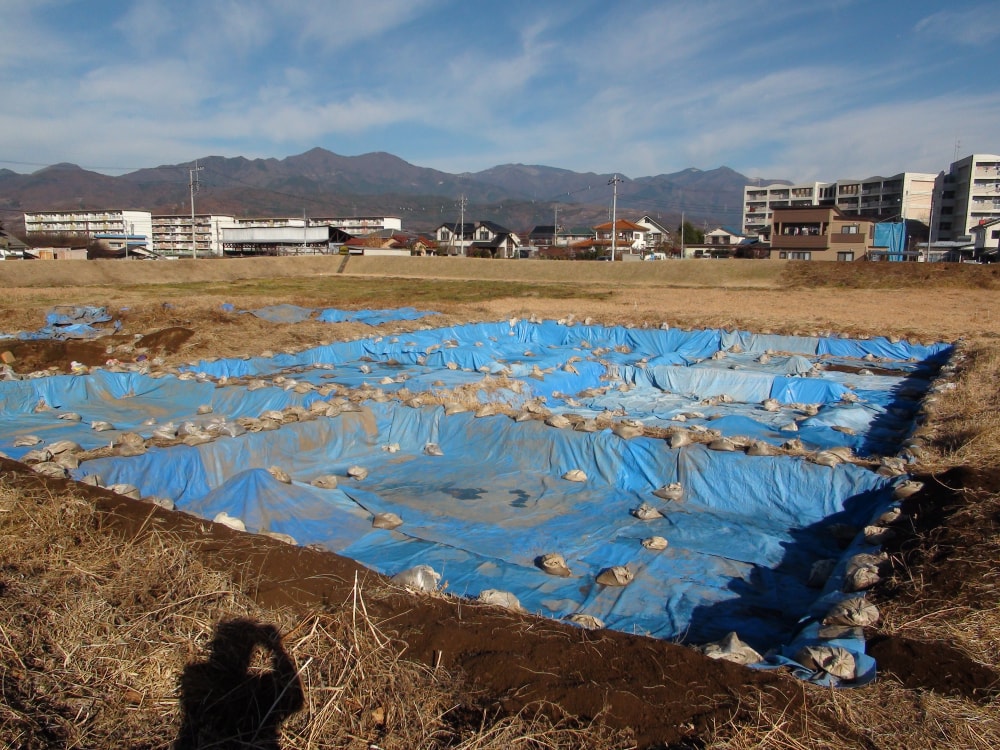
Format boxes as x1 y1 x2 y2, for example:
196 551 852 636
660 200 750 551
1 256 999 749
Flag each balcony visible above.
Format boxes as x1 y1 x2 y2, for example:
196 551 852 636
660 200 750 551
831 232 867 244
770 234 830 250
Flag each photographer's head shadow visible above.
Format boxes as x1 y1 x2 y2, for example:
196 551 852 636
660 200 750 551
174 618 304 749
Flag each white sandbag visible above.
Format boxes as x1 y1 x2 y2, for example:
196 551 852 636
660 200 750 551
391 564 441 592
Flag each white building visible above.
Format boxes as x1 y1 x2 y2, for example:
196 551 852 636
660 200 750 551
23 209 154 252
220 224 352 255
932 153 1000 243
309 216 402 234
152 214 238 258
633 215 673 248
742 173 936 237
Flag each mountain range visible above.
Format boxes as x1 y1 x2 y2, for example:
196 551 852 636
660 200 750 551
0 148 789 236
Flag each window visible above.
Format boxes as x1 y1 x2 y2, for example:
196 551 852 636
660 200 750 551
779 251 787 259
837 251 855 262
842 225 859 234
788 251 812 260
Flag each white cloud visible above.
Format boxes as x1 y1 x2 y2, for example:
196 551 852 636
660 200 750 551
914 6 1000 46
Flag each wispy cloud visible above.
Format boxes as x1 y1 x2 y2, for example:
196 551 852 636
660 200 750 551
0 0 997 183
914 6 1000 46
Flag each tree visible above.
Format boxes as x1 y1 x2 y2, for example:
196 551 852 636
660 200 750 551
678 220 704 246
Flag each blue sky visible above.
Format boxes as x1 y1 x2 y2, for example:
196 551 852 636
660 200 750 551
1 0 998 182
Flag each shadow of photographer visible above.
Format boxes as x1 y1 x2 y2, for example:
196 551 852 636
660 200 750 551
174 618 304 749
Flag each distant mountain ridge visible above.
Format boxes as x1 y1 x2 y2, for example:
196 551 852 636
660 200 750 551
0 148 791 235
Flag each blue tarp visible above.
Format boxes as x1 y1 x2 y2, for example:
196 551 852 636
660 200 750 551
873 222 907 260
0 315 953 685
1 305 117 340
220 304 438 326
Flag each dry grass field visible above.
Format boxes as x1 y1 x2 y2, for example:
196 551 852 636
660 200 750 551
1 256 999 749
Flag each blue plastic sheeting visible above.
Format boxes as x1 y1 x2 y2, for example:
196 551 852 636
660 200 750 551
45 306 112 327
315 307 436 325
73 404 895 658
0 371 324 460
230 304 438 326
159 320 948 460
0 318 954 686
1 305 117 341
818 336 949 362
873 222 907 258
247 304 317 323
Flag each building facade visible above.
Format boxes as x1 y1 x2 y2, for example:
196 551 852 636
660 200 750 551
932 153 1000 243
152 214 239 258
309 216 402 234
768 206 875 261
435 221 521 257
743 173 936 238
24 209 154 252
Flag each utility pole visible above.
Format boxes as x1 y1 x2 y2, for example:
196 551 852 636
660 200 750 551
553 205 559 247
458 194 466 256
608 175 622 260
681 211 685 258
189 161 203 259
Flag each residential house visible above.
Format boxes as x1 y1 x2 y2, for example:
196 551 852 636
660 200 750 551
970 217 1000 262
0 223 28 259
593 219 649 257
767 206 875 261
680 226 749 259
633 215 672 250
435 221 521 258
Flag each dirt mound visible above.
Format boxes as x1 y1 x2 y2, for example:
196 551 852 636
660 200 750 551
868 635 1000 702
1 327 195 374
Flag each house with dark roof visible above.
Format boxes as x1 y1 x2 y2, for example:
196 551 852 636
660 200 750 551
435 221 521 258
634 215 672 249
970 217 1000 261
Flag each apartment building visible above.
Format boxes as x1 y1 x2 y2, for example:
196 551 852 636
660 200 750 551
151 214 239 258
932 153 1000 242
310 216 401 234
24 209 154 252
743 172 936 238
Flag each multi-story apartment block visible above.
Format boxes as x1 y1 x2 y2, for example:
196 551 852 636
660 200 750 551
743 173 936 238
24 209 154 252
309 216 402 234
23 210 403 258
932 153 1000 243
743 182 830 237
151 214 239 258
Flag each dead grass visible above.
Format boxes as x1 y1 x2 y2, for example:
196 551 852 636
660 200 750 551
708 681 1000 750
0 473 633 749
